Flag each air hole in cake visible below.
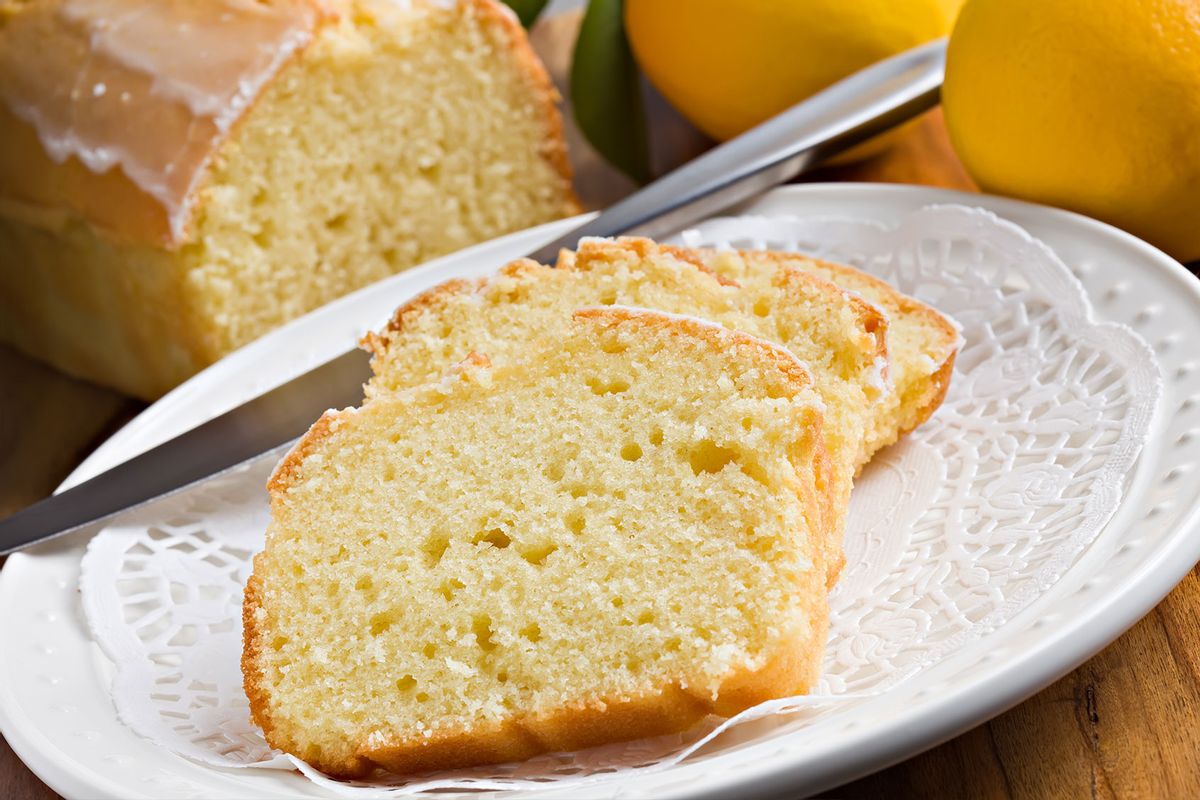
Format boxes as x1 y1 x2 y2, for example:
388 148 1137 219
766 384 789 399
743 526 776 554
741 417 754 431
687 439 738 475
520 623 541 642
270 636 288 651
599 288 618 305
415 692 430 703
382 247 399 265
564 509 586 535
620 443 643 462
587 377 630 395
637 610 655 625
753 298 772 317
740 460 771 487
355 576 373 592
325 213 349 231
472 615 497 652
421 643 437 659
438 578 464 601
664 637 682 652
475 529 511 549
567 484 588 498
600 336 627 354
543 462 565 482
422 530 451 567
611 596 625 609
497 670 509 684
369 610 399 637
382 464 396 482
395 675 417 692
519 542 558 565
649 428 664 446
252 223 274 249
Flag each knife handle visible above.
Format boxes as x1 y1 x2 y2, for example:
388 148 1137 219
526 38 947 264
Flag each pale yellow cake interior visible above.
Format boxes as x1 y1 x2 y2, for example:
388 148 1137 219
247 309 828 775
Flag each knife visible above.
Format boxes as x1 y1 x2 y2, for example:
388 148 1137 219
0 39 946 555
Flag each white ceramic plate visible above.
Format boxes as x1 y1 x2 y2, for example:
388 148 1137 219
3 184 1199 800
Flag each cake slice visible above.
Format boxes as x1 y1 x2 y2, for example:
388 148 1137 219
244 306 832 777
363 237 887 584
689 247 961 462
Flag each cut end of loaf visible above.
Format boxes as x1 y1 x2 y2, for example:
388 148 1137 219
183 0 578 360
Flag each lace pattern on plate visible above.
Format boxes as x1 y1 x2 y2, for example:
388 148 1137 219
79 205 1162 795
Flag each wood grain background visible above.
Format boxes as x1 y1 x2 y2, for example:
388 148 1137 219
2 12 1198 799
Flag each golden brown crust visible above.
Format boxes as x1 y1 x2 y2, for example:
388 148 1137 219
569 237 741 287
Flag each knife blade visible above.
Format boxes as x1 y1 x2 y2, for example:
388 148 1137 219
0 39 946 555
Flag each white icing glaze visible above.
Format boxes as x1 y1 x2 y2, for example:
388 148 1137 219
0 0 323 242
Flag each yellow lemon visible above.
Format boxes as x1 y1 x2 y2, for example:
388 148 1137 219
625 0 963 143
944 0 1200 261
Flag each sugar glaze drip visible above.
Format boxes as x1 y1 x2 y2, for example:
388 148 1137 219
0 0 322 242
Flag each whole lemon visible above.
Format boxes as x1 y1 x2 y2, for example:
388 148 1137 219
944 0 1200 261
625 0 963 142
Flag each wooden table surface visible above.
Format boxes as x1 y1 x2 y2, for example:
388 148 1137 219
3 29 1200 800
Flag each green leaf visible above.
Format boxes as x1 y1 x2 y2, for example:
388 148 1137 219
570 0 651 184
499 0 549 28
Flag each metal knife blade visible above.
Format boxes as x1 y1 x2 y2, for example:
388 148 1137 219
0 39 946 555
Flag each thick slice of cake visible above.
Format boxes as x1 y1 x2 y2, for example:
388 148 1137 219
244 307 831 777
362 237 887 584
0 0 578 399
692 247 960 462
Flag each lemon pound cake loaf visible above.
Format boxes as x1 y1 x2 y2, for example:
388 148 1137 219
694 247 960 463
364 237 887 584
0 0 577 399
244 307 832 777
